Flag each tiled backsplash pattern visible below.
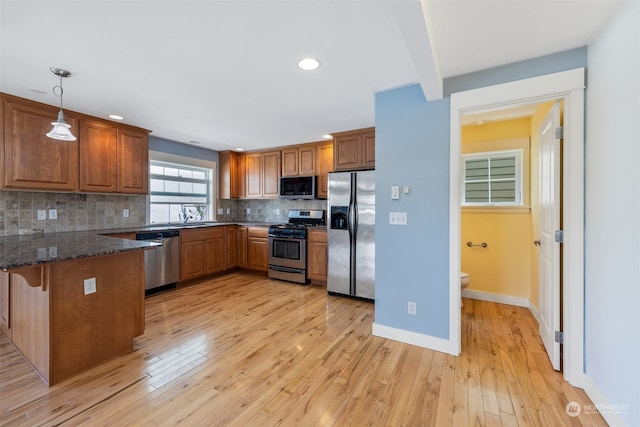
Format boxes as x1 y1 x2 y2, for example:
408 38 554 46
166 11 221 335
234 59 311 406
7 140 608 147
0 190 326 236
216 198 328 223
0 191 146 236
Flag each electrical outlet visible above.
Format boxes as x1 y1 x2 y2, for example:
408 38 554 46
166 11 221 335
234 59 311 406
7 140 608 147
49 209 57 220
37 210 47 220
122 209 129 218
403 186 410 194
84 277 97 295
245 208 251 214
389 212 408 225
226 208 231 214
408 302 417 315
217 208 224 215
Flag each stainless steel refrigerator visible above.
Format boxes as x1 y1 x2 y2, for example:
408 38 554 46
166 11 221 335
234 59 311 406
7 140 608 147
327 170 375 300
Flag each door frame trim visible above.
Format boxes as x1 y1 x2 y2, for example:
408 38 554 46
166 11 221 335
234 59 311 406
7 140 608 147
448 68 585 386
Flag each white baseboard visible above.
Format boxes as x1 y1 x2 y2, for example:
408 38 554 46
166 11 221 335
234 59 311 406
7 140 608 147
372 323 457 356
581 374 628 427
462 289 542 326
462 289 529 307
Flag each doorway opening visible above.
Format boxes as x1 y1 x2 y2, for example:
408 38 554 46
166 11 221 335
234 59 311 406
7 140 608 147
458 100 564 372
449 68 586 387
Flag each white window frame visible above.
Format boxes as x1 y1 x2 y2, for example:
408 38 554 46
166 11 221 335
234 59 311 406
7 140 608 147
147 151 217 224
461 149 523 206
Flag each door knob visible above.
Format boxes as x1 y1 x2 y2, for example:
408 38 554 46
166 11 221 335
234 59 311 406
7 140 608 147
533 239 541 246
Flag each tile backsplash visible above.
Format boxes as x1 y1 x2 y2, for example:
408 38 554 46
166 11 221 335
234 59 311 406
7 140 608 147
216 198 328 223
0 191 146 236
0 190 327 236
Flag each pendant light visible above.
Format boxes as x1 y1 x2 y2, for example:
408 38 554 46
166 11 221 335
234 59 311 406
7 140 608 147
46 67 76 141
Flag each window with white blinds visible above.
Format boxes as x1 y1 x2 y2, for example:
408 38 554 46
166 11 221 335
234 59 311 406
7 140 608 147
149 161 213 223
462 150 522 206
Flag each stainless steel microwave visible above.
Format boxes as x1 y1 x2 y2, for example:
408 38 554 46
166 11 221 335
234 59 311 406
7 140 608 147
279 175 317 199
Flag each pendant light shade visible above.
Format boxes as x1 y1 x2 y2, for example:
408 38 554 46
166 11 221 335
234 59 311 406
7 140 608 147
46 110 76 141
46 67 76 141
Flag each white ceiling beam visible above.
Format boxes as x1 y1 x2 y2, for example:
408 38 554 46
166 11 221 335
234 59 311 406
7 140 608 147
389 0 443 101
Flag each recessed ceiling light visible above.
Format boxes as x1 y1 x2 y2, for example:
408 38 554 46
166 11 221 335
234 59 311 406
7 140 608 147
322 134 333 139
297 58 320 71
27 87 47 95
189 140 201 144
108 114 125 120
235 148 245 152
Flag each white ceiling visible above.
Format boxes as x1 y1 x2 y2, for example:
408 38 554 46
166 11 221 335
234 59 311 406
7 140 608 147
0 0 622 152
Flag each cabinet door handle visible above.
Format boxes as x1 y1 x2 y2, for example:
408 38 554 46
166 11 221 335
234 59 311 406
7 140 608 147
533 239 541 246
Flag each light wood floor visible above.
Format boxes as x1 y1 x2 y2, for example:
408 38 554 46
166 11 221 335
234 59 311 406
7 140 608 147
0 272 606 426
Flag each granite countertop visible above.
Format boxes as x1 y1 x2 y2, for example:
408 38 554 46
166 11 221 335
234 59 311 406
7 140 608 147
0 232 159 271
0 221 322 271
104 221 278 235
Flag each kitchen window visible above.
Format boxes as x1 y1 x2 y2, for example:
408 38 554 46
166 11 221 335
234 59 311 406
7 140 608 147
149 159 214 224
461 149 522 206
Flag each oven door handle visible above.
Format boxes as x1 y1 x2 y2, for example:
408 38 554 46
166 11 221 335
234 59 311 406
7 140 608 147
268 235 305 241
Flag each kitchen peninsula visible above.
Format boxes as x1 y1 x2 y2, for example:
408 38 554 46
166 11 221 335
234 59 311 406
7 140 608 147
0 232 155 386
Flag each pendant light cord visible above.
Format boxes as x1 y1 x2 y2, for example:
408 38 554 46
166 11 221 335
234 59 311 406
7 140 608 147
52 73 64 111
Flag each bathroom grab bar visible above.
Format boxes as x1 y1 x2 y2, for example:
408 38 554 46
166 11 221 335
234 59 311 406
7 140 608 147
466 241 488 248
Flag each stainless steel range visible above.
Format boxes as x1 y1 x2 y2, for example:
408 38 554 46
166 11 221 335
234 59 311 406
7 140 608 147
268 209 325 284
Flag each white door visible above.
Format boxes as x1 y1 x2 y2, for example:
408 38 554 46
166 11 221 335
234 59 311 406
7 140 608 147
537 102 562 371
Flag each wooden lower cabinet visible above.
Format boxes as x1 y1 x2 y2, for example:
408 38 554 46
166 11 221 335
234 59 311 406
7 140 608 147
181 240 205 280
247 227 268 272
237 227 248 268
204 238 224 275
225 226 238 270
0 272 10 338
180 226 238 281
307 229 328 284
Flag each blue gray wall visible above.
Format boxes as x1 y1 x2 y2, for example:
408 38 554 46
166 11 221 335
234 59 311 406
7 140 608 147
373 49 587 341
149 136 219 163
374 85 450 338
584 2 640 425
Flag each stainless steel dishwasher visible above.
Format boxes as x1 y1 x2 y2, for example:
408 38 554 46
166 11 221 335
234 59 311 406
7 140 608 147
136 230 180 294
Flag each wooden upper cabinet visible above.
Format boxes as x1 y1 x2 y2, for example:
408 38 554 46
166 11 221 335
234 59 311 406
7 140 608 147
363 129 375 169
245 152 263 198
262 150 280 198
316 142 333 199
219 151 245 199
80 122 149 194
1 93 149 194
299 146 316 176
245 150 280 199
333 127 375 171
281 148 299 177
117 127 149 194
1 94 78 191
79 119 117 192
282 146 316 177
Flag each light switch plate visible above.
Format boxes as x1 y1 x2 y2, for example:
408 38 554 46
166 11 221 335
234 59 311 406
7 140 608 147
84 277 97 295
391 186 400 200
49 209 57 220
122 209 129 218
217 208 224 215
37 210 47 220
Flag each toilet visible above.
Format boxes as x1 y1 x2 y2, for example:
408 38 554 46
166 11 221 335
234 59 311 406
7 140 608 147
460 272 470 307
